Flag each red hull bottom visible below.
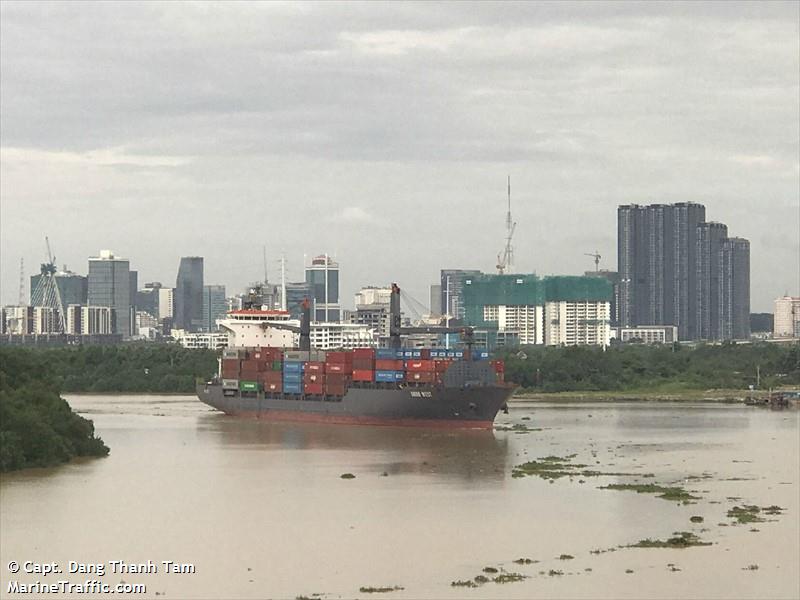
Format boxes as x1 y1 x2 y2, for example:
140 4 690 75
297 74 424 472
225 409 493 430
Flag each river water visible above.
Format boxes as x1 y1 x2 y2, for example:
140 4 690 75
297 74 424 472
1 395 798 600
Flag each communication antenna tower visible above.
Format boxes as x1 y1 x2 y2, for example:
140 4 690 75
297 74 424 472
29 237 67 332
496 175 517 274
18 258 25 305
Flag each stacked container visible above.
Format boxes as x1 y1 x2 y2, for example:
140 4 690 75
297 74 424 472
353 348 375 382
324 351 353 396
283 360 303 394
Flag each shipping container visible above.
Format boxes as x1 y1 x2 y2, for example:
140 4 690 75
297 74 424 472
222 349 242 359
445 350 464 358
282 372 302 384
490 360 505 373
472 350 490 360
271 360 283 371
326 362 351 374
406 360 434 372
420 349 431 359
324 382 347 396
352 358 374 371
304 382 324 395
239 380 260 392
283 383 302 394
305 361 326 373
353 348 375 359
325 373 350 385
375 359 404 371
375 370 405 383
375 348 400 360
352 369 374 382
283 361 304 374
264 381 282 393
434 360 451 373
303 372 325 384
258 371 282 384
325 351 352 364
221 379 239 389
407 371 434 383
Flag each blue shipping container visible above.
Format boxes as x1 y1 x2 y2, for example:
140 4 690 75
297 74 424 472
473 350 489 360
283 383 302 394
375 370 404 383
283 361 304 374
375 348 396 359
283 373 302 384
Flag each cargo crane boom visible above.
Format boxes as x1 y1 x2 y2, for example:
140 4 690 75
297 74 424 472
584 251 601 272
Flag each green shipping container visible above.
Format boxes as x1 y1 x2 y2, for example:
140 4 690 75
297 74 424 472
272 360 282 371
239 380 260 392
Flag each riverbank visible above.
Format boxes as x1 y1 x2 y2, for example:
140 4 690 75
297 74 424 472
512 388 796 403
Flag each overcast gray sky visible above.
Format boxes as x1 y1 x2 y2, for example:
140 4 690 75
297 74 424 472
1 1 798 312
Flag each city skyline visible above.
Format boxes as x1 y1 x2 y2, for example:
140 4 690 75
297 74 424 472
1 2 798 312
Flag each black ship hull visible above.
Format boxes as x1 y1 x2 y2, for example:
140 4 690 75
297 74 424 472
197 383 514 429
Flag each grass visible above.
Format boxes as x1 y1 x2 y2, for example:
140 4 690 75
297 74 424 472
450 580 477 588
690 516 704 523
727 505 764 524
599 483 700 502
340 473 356 479
558 554 574 560
512 558 537 565
628 531 711 549
493 573 526 583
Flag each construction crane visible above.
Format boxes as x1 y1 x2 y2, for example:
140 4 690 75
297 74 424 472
30 237 67 333
584 250 601 272
496 175 517 274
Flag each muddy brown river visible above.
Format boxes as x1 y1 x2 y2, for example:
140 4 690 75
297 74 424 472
1 395 798 599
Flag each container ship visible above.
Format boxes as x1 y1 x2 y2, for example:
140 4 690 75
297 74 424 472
197 285 515 428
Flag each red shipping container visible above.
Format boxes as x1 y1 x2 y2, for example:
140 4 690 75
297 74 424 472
305 361 326 373
325 351 352 364
490 360 505 373
352 369 373 382
304 382 324 395
258 371 282 384
326 363 352 374
303 372 325 384
434 360 452 373
324 382 347 396
326 373 350 385
406 360 434 372
353 358 374 371
353 348 375 359
407 371 434 383
376 359 404 370
263 381 283 393
239 367 260 377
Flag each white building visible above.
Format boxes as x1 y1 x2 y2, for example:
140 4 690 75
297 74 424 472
173 329 229 350
158 287 174 320
545 300 611 346
483 304 544 345
33 306 58 334
354 286 392 306
3 306 31 335
309 322 377 350
614 325 678 344
774 296 800 338
81 306 114 334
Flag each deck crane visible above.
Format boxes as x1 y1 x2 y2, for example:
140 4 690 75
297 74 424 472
496 176 517 275
584 250 601 272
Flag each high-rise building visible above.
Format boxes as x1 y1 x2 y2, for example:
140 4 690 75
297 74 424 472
352 286 392 340
136 282 162 318
584 270 620 326
774 296 800 338
202 285 227 332
30 267 88 313
440 269 481 322
695 222 728 340
305 255 340 322
429 284 442 317
462 273 612 347
618 203 710 340
720 237 750 340
88 250 132 337
175 257 204 332
158 288 174 321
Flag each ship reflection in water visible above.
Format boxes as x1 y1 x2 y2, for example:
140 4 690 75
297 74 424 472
196 414 510 483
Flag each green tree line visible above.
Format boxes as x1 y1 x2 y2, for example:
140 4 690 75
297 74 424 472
1 344 218 394
0 348 110 472
496 342 800 392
